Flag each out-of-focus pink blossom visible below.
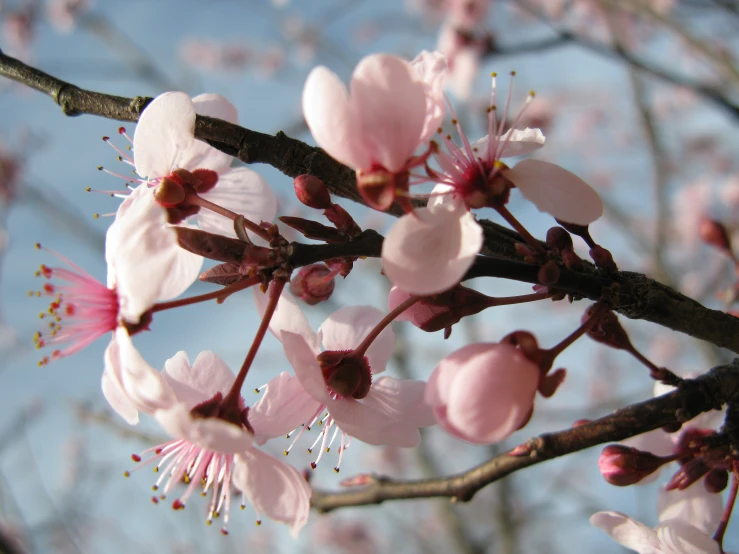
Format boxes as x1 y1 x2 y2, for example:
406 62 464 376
425 342 540 444
179 39 252 72
47 0 91 33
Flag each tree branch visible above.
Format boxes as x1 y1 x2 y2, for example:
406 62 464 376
4 50 739 352
311 359 739 512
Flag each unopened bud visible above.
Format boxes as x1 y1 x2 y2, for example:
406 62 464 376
599 444 666 486
666 458 710 491
698 217 732 252
704 469 728 493
585 308 632 351
294 174 331 209
290 264 335 305
546 226 573 250
589 245 617 272
538 260 560 286
324 204 361 237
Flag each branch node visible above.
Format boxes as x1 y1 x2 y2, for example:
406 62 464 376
54 84 82 117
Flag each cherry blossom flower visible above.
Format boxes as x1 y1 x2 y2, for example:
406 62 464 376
425 342 540 444
105 92 276 240
111 329 310 536
33 185 202 364
302 52 441 211
426 73 603 225
591 484 724 554
250 286 434 469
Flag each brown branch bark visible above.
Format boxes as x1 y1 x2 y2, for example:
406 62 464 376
311 359 739 512
3 50 739 352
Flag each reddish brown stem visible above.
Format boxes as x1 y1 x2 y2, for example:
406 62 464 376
541 302 608 370
223 279 286 405
353 295 421 357
495 205 547 254
151 276 260 313
186 193 273 243
487 291 551 307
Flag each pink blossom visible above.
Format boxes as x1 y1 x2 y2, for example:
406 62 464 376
302 53 437 211
33 185 202 363
591 484 724 554
409 50 448 143
425 342 540 444
113 333 311 535
107 92 276 240
250 286 434 468
382 184 483 294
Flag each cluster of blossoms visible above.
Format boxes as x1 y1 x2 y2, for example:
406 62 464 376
29 47 738 548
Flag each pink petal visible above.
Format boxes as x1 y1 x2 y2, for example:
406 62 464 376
382 197 483 295
318 306 395 375
444 344 538 444
197 167 277 240
178 93 238 172
327 396 422 447
590 512 660 552
351 54 427 172
474 128 546 159
657 484 724 536
233 448 312 537
363 376 435 428
133 92 196 180
254 285 320 351
281 331 329 403
162 350 236 408
303 66 370 170
505 159 603 225
115 328 176 414
410 50 447 143
102 338 139 424
106 186 202 322
154 404 254 453
249 372 322 444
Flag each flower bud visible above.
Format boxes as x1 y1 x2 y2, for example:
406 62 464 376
290 264 335 305
538 260 560 286
698 217 731 252
589 245 617 272
294 174 331 209
546 226 573 251
585 308 632 351
555 220 596 248
323 204 361 237
598 444 666 486
561 248 583 270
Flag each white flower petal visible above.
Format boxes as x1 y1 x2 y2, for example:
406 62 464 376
197 167 277 240
133 92 196 180
178 93 239 172
155 404 253 453
657 484 724 536
162 350 236 408
590 511 660 553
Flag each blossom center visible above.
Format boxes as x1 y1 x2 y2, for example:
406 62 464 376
190 391 254 434
153 168 219 224
316 350 372 399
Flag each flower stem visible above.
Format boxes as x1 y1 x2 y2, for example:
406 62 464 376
186 193 273 242
495 205 547 254
223 279 286 405
353 295 421 357
487 291 551 307
713 462 739 553
540 302 608 371
151 276 261 313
